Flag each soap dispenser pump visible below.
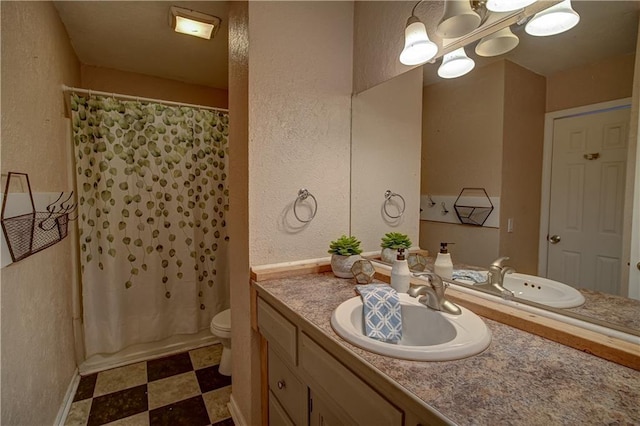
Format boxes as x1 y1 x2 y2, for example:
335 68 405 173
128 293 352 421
434 242 454 280
390 248 410 293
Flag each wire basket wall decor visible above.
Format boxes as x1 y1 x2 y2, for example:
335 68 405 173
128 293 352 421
453 187 494 226
1 172 76 263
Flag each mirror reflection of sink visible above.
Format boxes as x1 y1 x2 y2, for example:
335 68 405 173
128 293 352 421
502 273 585 308
330 293 491 361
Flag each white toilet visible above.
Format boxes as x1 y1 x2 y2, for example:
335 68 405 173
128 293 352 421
210 309 232 376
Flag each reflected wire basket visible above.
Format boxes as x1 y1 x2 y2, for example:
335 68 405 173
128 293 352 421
453 187 494 226
1 172 71 262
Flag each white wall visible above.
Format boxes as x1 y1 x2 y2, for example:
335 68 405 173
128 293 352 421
351 67 423 252
1 2 79 424
248 1 354 266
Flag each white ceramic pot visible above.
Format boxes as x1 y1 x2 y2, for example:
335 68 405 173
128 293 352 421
330 254 362 278
381 248 398 264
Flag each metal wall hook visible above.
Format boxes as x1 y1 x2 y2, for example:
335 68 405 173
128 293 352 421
427 194 436 207
441 202 449 215
293 188 317 223
383 190 406 219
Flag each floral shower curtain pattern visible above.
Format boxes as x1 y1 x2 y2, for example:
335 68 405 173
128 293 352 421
71 94 229 356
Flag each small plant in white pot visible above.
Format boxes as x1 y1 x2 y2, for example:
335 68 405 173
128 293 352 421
380 232 412 264
328 235 363 278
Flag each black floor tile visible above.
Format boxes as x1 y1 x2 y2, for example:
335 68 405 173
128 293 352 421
195 365 232 393
149 395 210 426
212 418 235 426
87 384 148 426
74 373 98 402
147 352 194 382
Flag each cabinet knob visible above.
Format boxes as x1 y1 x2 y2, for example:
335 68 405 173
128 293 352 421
277 380 286 390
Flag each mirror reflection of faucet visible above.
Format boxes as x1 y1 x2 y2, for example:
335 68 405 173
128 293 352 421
476 256 516 299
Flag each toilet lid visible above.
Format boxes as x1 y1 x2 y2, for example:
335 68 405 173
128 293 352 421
212 309 231 331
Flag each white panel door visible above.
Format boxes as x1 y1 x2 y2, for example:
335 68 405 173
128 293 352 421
547 108 630 294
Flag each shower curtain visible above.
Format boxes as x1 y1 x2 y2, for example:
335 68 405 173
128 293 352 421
71 93 229 356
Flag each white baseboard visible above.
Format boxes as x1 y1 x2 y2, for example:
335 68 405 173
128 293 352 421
228 394 247 426
54 368 80 426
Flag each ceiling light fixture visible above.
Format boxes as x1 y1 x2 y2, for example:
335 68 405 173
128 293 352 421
399 3 439 66
170 6 221 40
486 0 538 13
437 0 482 39
525 0 579 37
475 26 519 57
438 47 475 79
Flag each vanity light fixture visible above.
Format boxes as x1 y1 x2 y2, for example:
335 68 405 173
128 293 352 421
438 47 475 79
475 26 519 57
437 0 482 39
486 0 537 13
524 0 579 36
399 3 439 66
170 6 221 40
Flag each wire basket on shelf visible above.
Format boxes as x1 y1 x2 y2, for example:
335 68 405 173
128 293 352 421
453 187 494 226
1 172 72 263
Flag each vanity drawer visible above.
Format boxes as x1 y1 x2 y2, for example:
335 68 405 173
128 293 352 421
269 390 295 426
257 297 297 364
268 347 306 426
300 333 403 426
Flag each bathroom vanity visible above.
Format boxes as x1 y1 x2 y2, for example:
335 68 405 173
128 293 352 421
252 267 640 425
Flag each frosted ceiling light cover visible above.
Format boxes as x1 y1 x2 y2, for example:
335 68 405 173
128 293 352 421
438 47 475 79
486 0 538 13
475 26 519 57
400 18 439 66
437 0 481 39
525 0 580 36
170 6 221 40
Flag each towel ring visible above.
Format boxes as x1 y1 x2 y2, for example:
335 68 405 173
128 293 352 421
383 190 405 219
293 188 317 223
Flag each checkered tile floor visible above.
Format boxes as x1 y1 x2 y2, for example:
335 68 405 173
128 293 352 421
64 345 233 426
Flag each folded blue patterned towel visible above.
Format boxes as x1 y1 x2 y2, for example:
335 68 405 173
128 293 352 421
355 284 402 343
452 269 488 284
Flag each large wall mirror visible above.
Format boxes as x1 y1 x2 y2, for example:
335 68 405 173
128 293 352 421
351 0 640 337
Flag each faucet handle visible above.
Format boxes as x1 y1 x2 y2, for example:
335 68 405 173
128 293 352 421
490 256 511 268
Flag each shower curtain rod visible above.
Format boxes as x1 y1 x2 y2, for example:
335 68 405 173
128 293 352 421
61 85 228 113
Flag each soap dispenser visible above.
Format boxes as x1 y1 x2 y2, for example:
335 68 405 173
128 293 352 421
390 248 410 293
434 242 454 280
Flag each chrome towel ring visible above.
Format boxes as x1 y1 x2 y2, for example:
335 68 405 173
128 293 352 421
383 190 406 219
294 188 318 223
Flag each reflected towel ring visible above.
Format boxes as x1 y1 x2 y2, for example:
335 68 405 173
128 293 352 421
293 188 318 223
383 190 406 219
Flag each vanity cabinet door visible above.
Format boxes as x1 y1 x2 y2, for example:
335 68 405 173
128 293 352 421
258 297 297 364
269 391 295 426
308 389 351 426
300 333 403 426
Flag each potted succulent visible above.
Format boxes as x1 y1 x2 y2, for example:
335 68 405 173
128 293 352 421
380 232 412 263
328 235 363 278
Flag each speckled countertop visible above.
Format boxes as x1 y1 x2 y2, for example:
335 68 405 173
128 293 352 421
255 272 640 426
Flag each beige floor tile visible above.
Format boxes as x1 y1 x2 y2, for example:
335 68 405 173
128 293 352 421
189 344 223 370
202 385 232 423
94 362 147 397
147 371 201 410
64 399 92 426
103 412 150 426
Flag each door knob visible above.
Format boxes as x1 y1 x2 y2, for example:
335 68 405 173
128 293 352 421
548 235 561 244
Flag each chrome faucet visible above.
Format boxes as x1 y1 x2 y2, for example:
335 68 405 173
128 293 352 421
408 272 462 315
480 257 515 299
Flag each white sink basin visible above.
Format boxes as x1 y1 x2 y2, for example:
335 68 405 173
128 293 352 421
331 293 491 361
503 273 585 308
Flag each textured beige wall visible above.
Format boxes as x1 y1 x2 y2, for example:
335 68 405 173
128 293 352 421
546 53 635 112
422 61 505 196
500 61 546 273
80 64 229 109
1 2 79 424
351 67 423 252
248 1 354 266
228 1 261 424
